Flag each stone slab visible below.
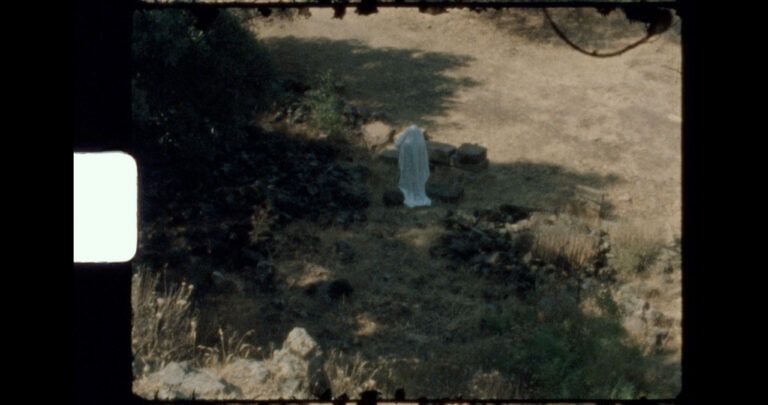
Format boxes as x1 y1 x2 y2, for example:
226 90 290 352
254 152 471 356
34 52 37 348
426 183 464 203
426 141 457 164
456 143 488 164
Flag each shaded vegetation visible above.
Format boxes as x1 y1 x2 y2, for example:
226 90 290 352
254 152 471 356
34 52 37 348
131 9 276 165
501 289 676 398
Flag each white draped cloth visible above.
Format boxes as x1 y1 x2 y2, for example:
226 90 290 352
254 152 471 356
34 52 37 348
394 125 431 208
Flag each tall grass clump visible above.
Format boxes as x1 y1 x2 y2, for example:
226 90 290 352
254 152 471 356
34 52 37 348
531 223 600 270
198 328 257 368
323 349 383 398
131 267 198 377
608 221 665 277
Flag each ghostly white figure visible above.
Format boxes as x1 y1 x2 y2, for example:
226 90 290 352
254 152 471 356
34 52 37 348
394 125 431 208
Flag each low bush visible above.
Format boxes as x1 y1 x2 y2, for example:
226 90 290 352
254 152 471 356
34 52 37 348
302 72 349 141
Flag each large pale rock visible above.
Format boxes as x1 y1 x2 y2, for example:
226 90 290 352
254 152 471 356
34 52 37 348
264 327 330 399
362 121 395 148
219 358 270 389
134 361 242 400
283 327 319 358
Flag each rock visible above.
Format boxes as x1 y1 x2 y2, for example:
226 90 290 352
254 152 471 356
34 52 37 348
425 141 457 164
378 148 399 164
499 204 535 223
619 294 648 317
383 189 405 207
623 316 647 336
219 358 270 388
455 143 488 164
328 279 354 300
266 327 330 399
451 156 489 172
362 121 395 148
426 183 464 203
283 327 319 358
135 361 242 400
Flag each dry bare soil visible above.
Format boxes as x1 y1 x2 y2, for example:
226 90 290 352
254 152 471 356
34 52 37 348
135 7 682 400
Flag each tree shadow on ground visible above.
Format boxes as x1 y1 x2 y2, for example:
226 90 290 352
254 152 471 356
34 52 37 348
261 36 480 129
482 7 681 50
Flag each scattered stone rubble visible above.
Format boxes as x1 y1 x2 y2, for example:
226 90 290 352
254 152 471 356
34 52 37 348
134 327 330 400
379 140 490 172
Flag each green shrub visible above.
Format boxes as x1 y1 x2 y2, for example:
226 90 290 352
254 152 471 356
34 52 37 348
131 9 277 162
499 289 675 399
303 72 348 141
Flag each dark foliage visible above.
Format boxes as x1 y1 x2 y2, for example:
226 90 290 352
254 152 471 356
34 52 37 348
131 9 276 165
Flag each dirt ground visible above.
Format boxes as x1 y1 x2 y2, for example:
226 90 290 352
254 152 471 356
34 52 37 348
250 7 682 241
135 7 683 400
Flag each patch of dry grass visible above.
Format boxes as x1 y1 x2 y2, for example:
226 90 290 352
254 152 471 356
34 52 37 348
531 222 600 270
131 266 198 376
323 349 384 398
198 328 258 368
606 220 665 279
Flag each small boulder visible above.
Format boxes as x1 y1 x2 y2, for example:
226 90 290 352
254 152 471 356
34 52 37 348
456 143 488 164
265 327 329 399
425 141 457 164
452 143 489 171
426 183 464 203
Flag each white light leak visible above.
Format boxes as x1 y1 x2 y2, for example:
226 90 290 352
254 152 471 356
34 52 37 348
73 152 137 263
